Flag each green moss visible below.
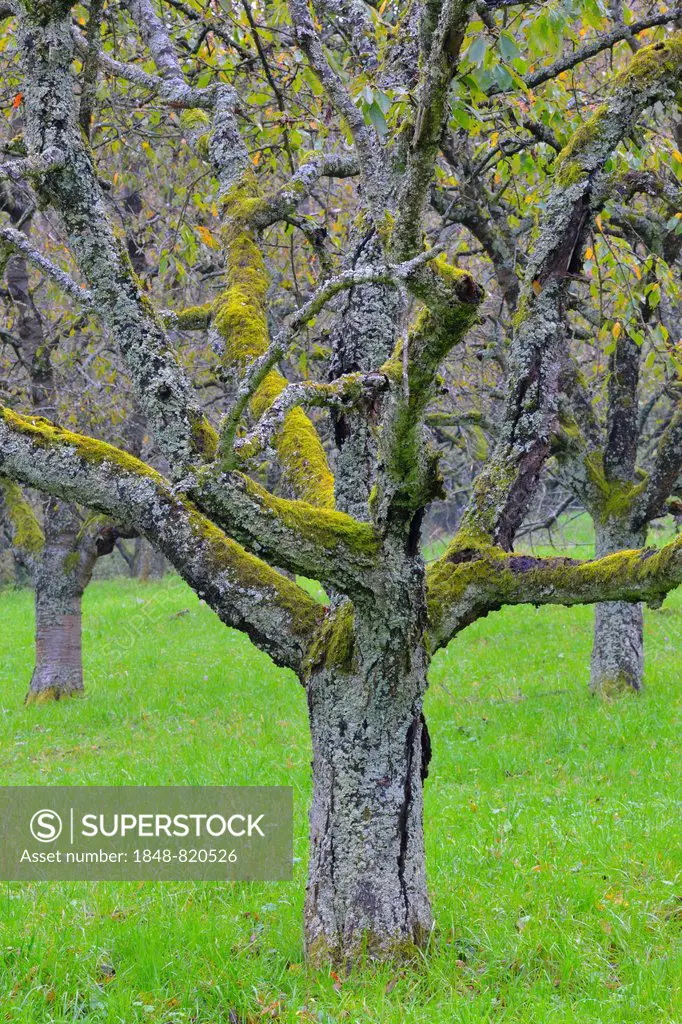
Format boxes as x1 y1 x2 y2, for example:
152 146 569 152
584 451 645 522
235 472 378 558
63 550 81 574
216 175 335 508
303 601 356 676
554 104 607 182
554 160 584 189
617 35 682 90
273 407 336 509
184 506 323 638
172 304 214 330
1 408 164 483
0 477 44 555
189 413 219 461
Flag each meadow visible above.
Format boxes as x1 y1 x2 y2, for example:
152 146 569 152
0 521 680 1022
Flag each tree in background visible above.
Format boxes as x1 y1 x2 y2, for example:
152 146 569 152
1 0 682 962
431 30 682 695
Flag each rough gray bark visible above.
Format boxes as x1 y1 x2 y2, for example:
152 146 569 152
306 653 431 961
28 500 97 702
590 520 646 695
328 232 402 520
304 556 432 960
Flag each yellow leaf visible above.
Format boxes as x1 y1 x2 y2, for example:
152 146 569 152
612 322 622 339
197 226 218 248
532 279 542 295
585 247 593 260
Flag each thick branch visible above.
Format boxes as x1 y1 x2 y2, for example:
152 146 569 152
427 537 682 650
0 225 95 309
392 0 472 260
0 408 324 672
17 8 211 475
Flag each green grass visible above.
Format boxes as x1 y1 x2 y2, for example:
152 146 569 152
0 535 680 1022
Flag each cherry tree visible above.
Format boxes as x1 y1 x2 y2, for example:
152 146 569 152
1 0 682 961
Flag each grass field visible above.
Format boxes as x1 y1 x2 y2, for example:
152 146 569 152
0 523 680 1022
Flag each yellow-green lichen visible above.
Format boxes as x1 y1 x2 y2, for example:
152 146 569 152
1 407 164 483
184 505 323 638
303 601 356 676
0 477 44 555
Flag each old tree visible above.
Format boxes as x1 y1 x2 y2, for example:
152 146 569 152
2 0 682 961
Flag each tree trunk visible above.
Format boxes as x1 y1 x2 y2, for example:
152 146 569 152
590 519 647 695
26 501 95 704
304 602 432 964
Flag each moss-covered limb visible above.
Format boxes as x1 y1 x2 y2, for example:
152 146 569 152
372 258 482 518
245 155 359 231
212 170 336 508
0 406 377 600
0 406 324 672
217 261 403 471
0 476 44 559
195 468 381 598
426 536 682 651
457 35 682 551
16 8 207 477
234 373 389 466
431 180 521 310
161 303 214 331
390 0 472 262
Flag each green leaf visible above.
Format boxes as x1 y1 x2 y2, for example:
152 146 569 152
498 32 519 62
468 36 486 67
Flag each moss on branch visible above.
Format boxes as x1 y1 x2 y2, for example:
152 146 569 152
215 175 335 508
1 407 165 482
0 477 44 555
426 534 682 648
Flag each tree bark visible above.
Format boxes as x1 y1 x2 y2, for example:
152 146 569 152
304 602 432 963
26 500 96 704
590 519 646 696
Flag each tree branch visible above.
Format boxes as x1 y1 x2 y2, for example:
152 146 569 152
17 6 212 475
0 408 324 672
0 225 96 310
427 537 682 650
488 10 682 95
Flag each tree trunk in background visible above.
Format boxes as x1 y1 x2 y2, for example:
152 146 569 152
590 519 647 695
137 539 166 580
304 604 432 964
26 500 97 703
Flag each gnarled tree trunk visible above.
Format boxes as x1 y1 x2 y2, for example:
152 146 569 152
590 519 647 695
27 500 97 704
304 577 432 962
